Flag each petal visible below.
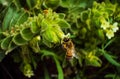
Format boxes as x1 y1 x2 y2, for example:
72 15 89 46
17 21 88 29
112 22 119 32
112 26 119 32
101 21 110 30
113 22 118 27
106 30 114 39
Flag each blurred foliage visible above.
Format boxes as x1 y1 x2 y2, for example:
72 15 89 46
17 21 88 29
0 0 120 79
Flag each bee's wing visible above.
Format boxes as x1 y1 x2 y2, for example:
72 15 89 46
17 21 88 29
62 57 69 68
72 49 79 59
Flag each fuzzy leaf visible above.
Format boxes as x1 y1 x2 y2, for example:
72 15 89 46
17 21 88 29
44 0 60 9
42 38 53 48
13 34 27 45
20 28 34 41
1 36 12 50
60 0 75 8
58 20 70 28
58 13 65 19
30 21 39 33
16 12 29 25
60 0 93 9
80 11 89 22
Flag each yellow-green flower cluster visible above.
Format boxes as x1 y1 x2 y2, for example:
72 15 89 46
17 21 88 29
41 9 68 47
23 64 34 78
100 18 119 39
85 50 102 67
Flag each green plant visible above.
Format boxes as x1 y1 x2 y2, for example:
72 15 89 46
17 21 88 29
0 0 120 79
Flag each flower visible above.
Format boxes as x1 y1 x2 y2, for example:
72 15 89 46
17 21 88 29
106 30 114 39
100 21 119 39
111 22 119 32
101 21 110 30
25 69 34 78
23 64 34 78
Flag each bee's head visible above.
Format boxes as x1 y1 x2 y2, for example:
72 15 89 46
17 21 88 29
61 33 71 44
63 37 70 42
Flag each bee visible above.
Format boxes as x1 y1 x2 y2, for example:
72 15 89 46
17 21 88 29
62 37 78 60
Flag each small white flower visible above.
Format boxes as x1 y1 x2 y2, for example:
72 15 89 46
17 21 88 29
25 70 34 78
101 21 110 30
111 22 119 32
106 30 114 39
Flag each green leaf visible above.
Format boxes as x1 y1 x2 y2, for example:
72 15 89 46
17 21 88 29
78 57 83 67
42 28 59 47
88 59 101 67
80 11 89 22
13 0 22 9
26 0 37 9
103 38 115 49
30 21 39 33
13 34 27 45
58 13 65 19
20 28 34 41
85 57 102 67
16 12 29 25
97 29 105 40
26 0 32 9
41 50 56 59
58 20 70 28
1 36 12 50
104 74 115 78
2 7 14 31
2 5 28 31
5 41 17 54
44 66 51 79
42 37 53 48
9 9 25 29
101 49 120 67
60 0 92 9
60 0 73 8
41 50 64 79
53 56 64 79
44 0 60 9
